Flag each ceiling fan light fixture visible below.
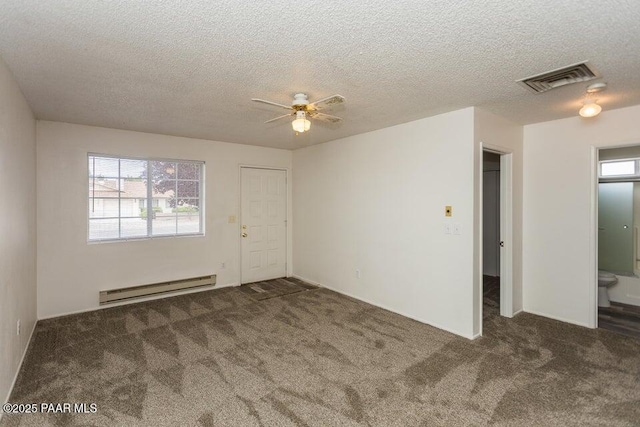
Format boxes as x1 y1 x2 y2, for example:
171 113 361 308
579 99 602 118
252 93 344 133
292 111 311 133
578 82 606 118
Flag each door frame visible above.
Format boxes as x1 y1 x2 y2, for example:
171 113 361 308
238 165 290 285
591 147 600 328
477 145 515 335
592 143 640 328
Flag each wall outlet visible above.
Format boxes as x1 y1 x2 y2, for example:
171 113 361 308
16 319 20 336
355 269 361 279
220 262 226 269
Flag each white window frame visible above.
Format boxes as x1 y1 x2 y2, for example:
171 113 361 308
88 153 205 242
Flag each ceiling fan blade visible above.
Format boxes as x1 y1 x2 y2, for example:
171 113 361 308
252 98 292 111
308 94 345 111
312 112 343 124
264 114 292 124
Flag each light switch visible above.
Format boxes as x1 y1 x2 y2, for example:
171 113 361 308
445 206 452 217
444 223 452 234
453 224 461 235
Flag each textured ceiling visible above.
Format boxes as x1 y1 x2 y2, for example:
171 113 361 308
1 1 639 149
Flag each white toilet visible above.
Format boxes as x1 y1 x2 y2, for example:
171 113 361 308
598 270 618 308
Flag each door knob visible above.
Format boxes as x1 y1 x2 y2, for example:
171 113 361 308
242 232 248 238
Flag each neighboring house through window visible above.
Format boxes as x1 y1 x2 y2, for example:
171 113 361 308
88 154 204 241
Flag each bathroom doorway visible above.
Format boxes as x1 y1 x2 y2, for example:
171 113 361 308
483 151 501 316
596 146 640 338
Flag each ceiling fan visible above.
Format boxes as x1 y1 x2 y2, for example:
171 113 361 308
251 93 345 133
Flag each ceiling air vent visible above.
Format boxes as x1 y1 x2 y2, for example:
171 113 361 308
517 61 600 94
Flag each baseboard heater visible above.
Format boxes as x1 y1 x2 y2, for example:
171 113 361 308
99 275 216 305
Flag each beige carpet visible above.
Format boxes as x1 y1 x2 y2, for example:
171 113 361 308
2 277 640 426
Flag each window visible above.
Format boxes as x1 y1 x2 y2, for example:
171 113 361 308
600 160 636 177
88 155 204 241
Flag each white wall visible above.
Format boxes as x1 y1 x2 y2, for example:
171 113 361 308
37 122 292 318
293 108 477 338
523 104 640 327
473 108 524 334
0 57 37 406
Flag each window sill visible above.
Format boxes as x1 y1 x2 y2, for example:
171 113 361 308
87 233 205 245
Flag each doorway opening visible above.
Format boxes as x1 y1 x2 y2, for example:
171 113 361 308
596 146 640 338
478 147 514 336
483 151 501 318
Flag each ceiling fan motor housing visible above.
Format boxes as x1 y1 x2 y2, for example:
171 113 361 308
292 93 309 109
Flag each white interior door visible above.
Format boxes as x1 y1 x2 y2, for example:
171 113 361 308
241 168 287 284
